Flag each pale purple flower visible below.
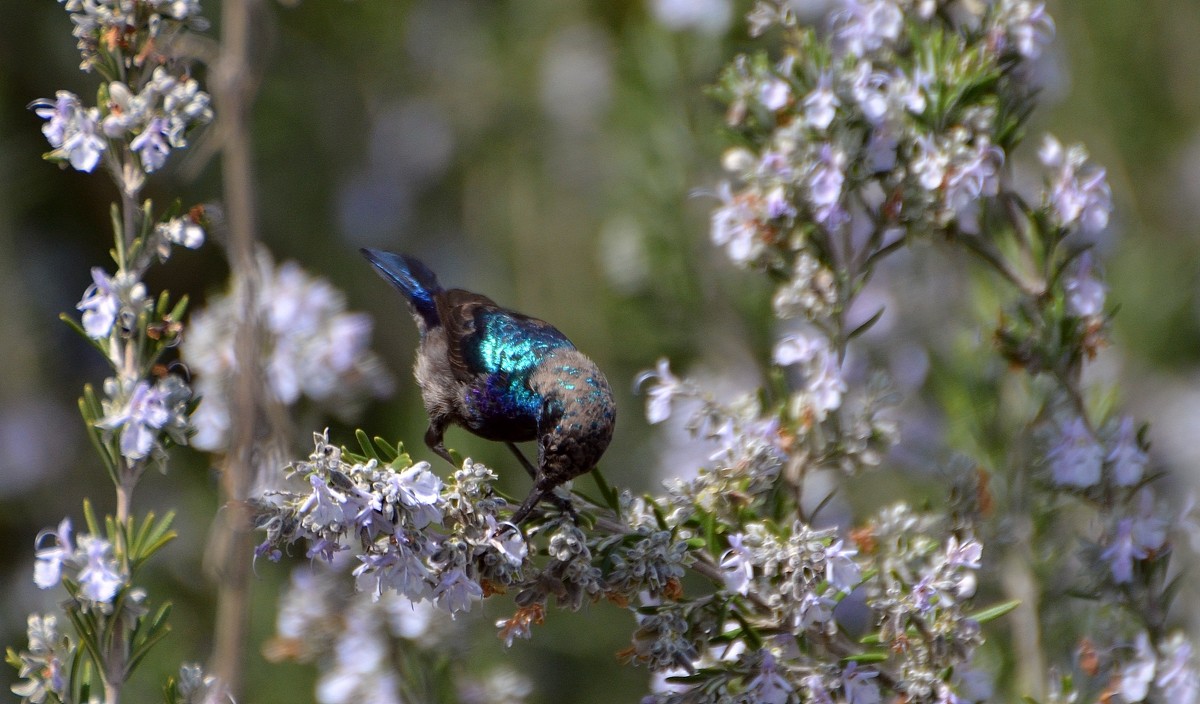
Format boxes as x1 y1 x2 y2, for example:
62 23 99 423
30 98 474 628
810 144 846 227
432 568 483 615
636 358 686 424
911 135 948 191
354 545 431 601
486 517 528 568
774 332 822 367
804 674 835 704
825 539 861 592
797 591 837 629
393 462 443 528
1107 416 1147 486
760 78 791 112
945 536 983 570
98 380 172 460
893 68 927 114
61 107 106 172
803 72 840 130
1120 632 1157 703
100 82 142 138
77 534 123 603
1040 134 1112 234
850 62 889 125
1131 489 1169 555
719 533 754 594
843 662 881 704
11 615 68 703
157 216 205 249
746 651 793 704
809 353 848 419
1006 2 1055 59
866 127 899 173
833 0 903 57
300 474 349 533
326 313 372 373
31 91 79 148
912 576 937 613
163 76 213 131
131 117 171 172
1101 518 1145 584
33 519 74 589
32 92 106 172
778 331 847 419
77 268 120 338
764 185 795 220
1064 252 1106 318
1157 635 1199 704
1046 417 1103 488
306 538 345 563
945 141 1002 229
759 150 793 180
711 182 761 264
650 0 733 35
156 0 204 21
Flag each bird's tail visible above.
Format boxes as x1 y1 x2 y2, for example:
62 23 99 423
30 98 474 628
361 248 443 328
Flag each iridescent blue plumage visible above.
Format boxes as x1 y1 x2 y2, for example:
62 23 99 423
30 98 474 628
460 308 573 436
361 248 615 524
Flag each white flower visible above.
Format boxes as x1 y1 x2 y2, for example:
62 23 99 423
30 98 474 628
77 268 120 338
746 651 793 704
719 533 754 594
635 358 687 424
1120 632 1156 703
803 72 840 130
393 462 444 528
157 216 205 249
97 380 173 460
825 539 861 592
711 182 762 265
760 78 791 111
77 534 123 603
486 517 529 568
432 568 483 616
33 519 74 589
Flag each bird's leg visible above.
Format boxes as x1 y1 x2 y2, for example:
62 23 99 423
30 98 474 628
509 485 548 526
424 421 456 467
509 482 579 525
505 442 537 480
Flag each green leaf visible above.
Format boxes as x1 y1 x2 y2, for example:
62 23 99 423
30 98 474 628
591 467 620 512
60 313 110 355
843 651 889 663
78 391 118 486
650 499 669 531
356 429 380 461
128 603 173 675
128 511 177 567
372 436 398 460
167 294 189 323
729 608 762 650
82 500 101 537
847 305 886 340
969 599 1020 623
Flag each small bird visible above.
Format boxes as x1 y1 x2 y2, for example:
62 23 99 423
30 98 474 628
362 248 616 524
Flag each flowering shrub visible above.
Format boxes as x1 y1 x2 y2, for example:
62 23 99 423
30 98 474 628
10 1 1199 703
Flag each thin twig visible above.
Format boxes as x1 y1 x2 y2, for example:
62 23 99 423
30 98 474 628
208 0 263 698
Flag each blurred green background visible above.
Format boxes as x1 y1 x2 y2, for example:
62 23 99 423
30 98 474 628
1 1 1197 702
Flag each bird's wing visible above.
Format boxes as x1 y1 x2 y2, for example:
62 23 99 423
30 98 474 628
437 289 497 382
438 289 573 382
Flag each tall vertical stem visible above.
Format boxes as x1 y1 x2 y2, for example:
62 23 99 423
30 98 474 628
209 0 262 697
